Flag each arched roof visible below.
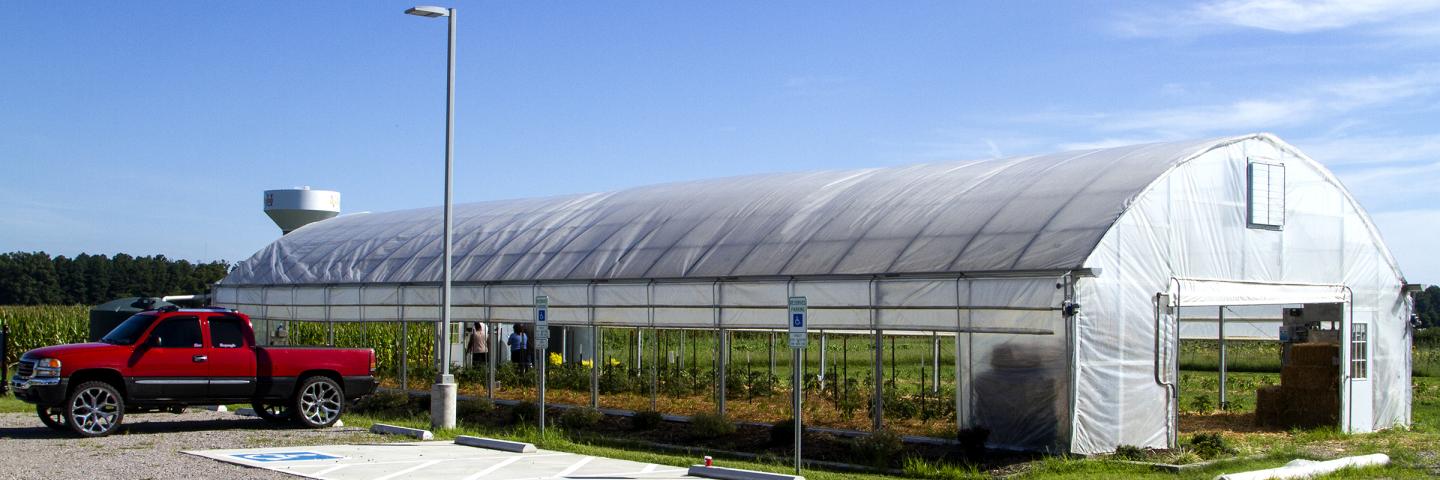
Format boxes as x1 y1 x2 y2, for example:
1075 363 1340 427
224 136 1246 285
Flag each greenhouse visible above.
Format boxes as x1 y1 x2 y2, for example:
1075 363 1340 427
214 133 1414 454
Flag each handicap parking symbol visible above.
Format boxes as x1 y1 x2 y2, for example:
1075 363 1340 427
792 313 804 327
232 451 342 462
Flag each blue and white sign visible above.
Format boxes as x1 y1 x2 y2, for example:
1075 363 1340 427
534 295 550 349
788 296 808 348
231 451 342 463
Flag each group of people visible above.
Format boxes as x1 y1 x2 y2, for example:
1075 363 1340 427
465 322 535 372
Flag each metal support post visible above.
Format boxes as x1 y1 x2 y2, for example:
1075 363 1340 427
401 320 409 391
873 329 884 431
792 346 803 476
1219 306 1228 410
718 328 728 416
590 325 600 409
932 331 940 393
538 346 547 434
487 321 496 400
819 332 827 388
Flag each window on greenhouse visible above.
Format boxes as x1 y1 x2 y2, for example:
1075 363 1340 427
1350 323 1368 379
1248 161 1286 229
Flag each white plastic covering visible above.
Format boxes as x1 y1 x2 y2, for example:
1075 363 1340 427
1073 134 1408 454
215 133 1410 454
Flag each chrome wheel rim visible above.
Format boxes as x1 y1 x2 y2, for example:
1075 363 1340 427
70 387 119 434
299 381 341 425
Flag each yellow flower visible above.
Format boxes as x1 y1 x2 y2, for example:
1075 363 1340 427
608 357 621 367
581 359 593 368
548 352 563 366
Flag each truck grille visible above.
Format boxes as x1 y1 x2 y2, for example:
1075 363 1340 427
16 360 34 379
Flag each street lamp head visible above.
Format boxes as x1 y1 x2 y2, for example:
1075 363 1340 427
405 6 449 17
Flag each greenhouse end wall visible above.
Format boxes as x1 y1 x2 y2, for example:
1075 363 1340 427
1070 136 1411 454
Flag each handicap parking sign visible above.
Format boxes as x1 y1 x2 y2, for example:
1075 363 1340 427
232 451 342 462
792 313 804 327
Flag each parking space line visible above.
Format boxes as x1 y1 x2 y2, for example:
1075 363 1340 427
461 455 525 480
642 463 659 473
310 464 349 477
553 456 595 478
373 460 443 480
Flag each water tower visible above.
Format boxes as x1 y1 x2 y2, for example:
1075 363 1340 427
264 187 341 234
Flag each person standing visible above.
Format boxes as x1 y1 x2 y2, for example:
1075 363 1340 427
466 322 488 366
508 326 530 372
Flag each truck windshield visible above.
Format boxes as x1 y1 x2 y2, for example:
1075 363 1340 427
101 314 159 345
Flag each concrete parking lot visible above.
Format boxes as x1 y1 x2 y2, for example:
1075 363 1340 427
187 441 692 480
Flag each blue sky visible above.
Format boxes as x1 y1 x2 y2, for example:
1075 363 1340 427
2 1 1438 284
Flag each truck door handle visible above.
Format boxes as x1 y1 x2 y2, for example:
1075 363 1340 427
193 355 208 363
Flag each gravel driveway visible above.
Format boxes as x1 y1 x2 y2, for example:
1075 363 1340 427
0 409 387 479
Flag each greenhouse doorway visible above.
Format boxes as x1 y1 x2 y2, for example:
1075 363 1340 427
1160 280 1354 445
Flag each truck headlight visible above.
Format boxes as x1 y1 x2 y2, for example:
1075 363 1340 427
33 358 61 377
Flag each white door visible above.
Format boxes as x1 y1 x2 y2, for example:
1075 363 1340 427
1343 318 1374 433
1155 294 1179 447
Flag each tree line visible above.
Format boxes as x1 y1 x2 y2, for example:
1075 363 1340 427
0 251 229 306
1415 286 1440 330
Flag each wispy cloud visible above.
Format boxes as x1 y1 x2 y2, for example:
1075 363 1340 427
1019 67 1440 139
1116 0 1440 37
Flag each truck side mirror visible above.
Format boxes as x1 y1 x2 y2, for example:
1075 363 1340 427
146 335 162 347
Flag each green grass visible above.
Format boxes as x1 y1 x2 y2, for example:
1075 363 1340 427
0 394 32 413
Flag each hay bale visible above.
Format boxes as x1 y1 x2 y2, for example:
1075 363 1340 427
1289 343 1339 366
1254 385 1283 427
1279 388 1339 428
1281 365 1339 391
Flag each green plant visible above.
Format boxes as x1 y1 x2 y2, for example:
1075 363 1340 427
352 391 413 417
1111 444 1147 460
631 410 663 430
1166 449 1203 465
1187 432 1235 459
690 412 736 438
851 428 905 467
557 407 603 430
511 400 540 424
902 457 987 480
1189 393 1214 412
769 418 796 446
456 397 494 421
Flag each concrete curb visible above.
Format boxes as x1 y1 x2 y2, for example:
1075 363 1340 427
687 465 805 480
370 423 434 440
455 435 537 453
234 408 257 417
200 405 228 412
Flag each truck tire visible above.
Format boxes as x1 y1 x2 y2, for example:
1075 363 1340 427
292 376 343 428
252 401 294 423
65 381 125 437
37 405 68 430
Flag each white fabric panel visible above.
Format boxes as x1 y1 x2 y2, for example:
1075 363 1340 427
795 280 872 307
1173 279 1348 306
360 286 399 305
597 283 649 306
402 286 439 305
490 285 532 307
452 286 485 305
328 287 360 305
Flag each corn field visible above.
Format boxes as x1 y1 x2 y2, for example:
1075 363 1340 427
1 305 89 367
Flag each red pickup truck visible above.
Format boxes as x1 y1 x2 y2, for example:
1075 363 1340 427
9 307 376 437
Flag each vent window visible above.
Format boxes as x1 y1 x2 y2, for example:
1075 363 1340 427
1248 161 1286 229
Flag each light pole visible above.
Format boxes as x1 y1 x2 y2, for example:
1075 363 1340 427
405 4 458 430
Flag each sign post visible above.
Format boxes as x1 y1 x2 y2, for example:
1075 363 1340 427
788 296 807 476
535 295 550 433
